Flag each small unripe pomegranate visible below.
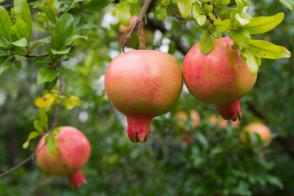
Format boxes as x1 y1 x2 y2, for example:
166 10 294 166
119 16 137 34
209 114 240 129
105 50 183 143
36 126 91 188
175 110 201 128
241 123 272 146
183 37 257 120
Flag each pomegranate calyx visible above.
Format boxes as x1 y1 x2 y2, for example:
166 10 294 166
217 100 242 121
68 171 87 188
127 116 152 143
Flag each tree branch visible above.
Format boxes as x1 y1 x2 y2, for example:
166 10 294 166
121 0 153 52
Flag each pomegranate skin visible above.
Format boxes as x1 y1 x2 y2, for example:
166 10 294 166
36 126 91 187
105 50 183 142
183 37 257 120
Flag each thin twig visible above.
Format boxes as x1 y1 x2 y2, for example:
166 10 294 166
0 76 65 178
50 76 64 130
0 152 35 177
121 0 153 52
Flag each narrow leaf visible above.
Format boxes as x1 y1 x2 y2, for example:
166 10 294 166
52 13 74 50
177 0 193 19
199 31 214 54
12 38 28 48
0 6 12 43
244 13 285 34
248 39 291 59
14 0 32 41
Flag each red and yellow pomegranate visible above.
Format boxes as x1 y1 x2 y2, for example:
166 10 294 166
241 122 272 146
183 37 257 120
36 126 91 188
105 50 183 143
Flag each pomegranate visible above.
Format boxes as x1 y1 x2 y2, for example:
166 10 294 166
36 126 91 188
183 37 257 120
175 110 201 128
208 114 240 129
241 122 272 146
105 50 183 143
119 16 137 34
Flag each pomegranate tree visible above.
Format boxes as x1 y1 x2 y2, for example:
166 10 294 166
105 50 183 143
183 37 257 121
36 126 91 188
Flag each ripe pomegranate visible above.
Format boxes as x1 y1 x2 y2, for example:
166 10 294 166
183 37 257 121
175 110 201 128
36 126 91 188
105 50 183 143
241 122 272 146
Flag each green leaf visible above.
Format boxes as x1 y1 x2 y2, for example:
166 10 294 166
66 35 88 46
52 13 74 50
58 67 79 87
115 2 131 26
38 109 48 130
22 131 40 149
12 38 28 48
62 95 81 110
248 39 291 59
45 128 61 155
244 13 285 34
14 0 32 42
214 19 231 32
0 6 12 45
155 7 168 20
231 30 250 47
0 56 12 75
279 0 294 10
51 47 71 55
266 175 283 189
33 119 43 132
14 16 30 41
37 67 58 85
199 31 214 54
192 4 206 26
242 51 259 75
160 0 170 6
46 134 57 155
177 0 193 19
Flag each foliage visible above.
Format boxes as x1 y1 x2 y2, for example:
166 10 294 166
0 0 293 195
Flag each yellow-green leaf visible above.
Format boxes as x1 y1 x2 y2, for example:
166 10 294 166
248 39 291 59
177 0 193 19
244 13 285 34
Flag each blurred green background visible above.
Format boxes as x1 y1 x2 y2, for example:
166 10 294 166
0 0 293 195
